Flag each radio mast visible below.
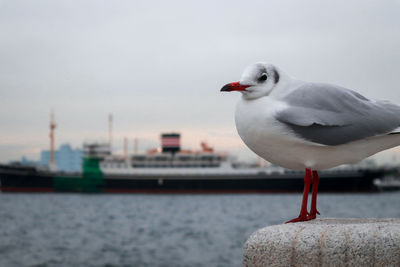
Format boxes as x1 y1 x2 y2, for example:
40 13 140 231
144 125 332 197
49 111 57 168
124 137 128 159
108 113 113 151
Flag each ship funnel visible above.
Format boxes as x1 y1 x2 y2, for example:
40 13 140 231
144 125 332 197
161 133 180 153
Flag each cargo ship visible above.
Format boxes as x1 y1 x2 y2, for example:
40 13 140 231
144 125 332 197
0 133 384 193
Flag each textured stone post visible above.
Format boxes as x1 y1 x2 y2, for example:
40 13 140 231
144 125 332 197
243 218 400 267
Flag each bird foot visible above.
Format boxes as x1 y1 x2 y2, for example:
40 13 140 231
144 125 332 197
307 209 320 220
312 209 320 215
286 214 312 223
307 214 317 220
286 211 319 223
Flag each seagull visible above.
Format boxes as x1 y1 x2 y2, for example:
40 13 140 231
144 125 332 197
220 62 400 223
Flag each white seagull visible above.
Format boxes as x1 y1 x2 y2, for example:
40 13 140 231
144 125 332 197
221 62 400 223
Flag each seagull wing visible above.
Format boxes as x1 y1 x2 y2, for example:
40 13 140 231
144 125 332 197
274 83 400 145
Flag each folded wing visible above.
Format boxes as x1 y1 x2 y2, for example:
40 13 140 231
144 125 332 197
275 83 400 145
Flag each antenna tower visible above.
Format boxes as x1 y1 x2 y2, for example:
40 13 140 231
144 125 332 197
49 111 56 166
108 113 113 150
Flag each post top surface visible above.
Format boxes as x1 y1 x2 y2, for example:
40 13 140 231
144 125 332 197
281 218 400 225
244 218 400 267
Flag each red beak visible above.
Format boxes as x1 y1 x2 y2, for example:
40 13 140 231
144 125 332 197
220 81 250 92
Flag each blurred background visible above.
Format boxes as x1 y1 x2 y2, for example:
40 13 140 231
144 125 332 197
1 0 400 266
1 0 400 164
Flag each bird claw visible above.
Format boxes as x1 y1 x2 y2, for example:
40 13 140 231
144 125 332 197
286 210 320 223
306 209 320 220
285 214 311 223
307 214 317 220
310 209 320 216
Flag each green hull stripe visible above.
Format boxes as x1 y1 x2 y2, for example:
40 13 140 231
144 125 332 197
54 156 104 193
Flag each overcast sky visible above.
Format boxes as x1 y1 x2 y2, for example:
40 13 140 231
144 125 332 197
1 0 400 163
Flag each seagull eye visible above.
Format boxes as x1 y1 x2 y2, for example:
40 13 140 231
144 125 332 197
258 73 268 82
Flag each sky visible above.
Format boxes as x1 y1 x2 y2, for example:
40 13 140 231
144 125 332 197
1 0 400 164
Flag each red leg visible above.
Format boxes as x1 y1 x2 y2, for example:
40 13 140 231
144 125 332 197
286 168 312 223
309 170 320 220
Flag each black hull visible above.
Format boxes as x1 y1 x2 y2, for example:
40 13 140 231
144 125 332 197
0 165 54 192
0 165 382 193
102 171 378 193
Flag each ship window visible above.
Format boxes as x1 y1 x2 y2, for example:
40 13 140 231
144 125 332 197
132 156 146 161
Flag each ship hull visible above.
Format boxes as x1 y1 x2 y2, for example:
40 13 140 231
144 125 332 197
0 166 54 192
0 165 381 193
102 171 377 193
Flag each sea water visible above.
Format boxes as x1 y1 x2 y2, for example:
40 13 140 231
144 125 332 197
0 192 399 267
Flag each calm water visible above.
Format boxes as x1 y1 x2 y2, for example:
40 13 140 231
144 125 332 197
0 192 399 267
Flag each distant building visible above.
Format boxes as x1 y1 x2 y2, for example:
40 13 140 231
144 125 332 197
41 144 82 172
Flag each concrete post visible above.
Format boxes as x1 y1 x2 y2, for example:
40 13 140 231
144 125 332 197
243 218 400 267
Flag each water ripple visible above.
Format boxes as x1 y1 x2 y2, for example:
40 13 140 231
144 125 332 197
0 192 399 266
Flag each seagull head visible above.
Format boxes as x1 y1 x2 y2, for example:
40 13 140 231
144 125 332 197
220 62 280 99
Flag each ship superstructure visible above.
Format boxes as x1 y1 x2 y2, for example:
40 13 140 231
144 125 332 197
99 133 244 175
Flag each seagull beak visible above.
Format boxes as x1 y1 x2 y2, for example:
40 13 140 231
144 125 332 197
220 82 250 92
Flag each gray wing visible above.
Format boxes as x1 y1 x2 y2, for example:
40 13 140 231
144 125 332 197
275 83 400 145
